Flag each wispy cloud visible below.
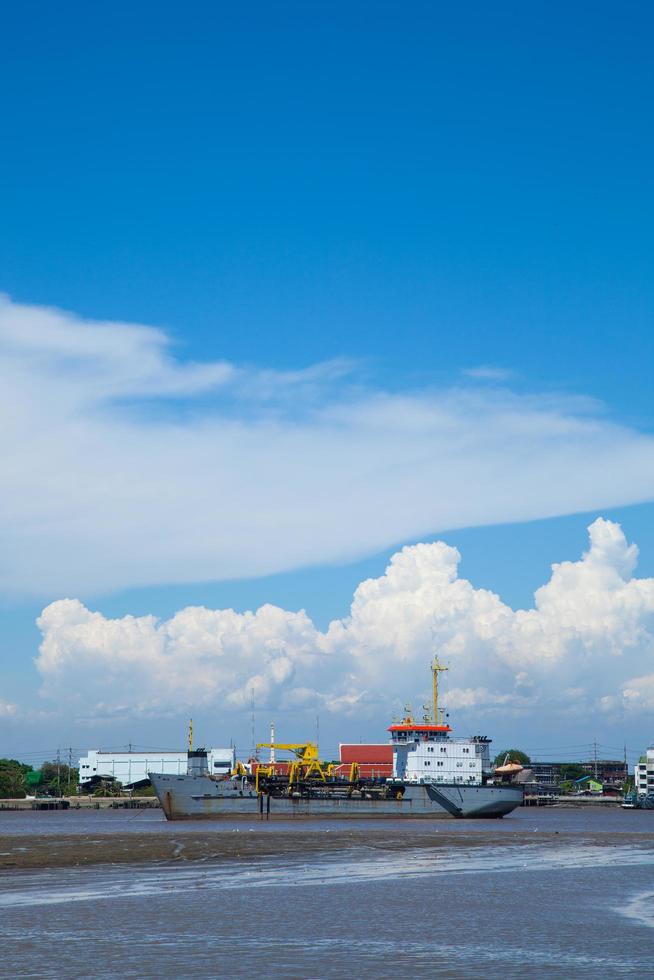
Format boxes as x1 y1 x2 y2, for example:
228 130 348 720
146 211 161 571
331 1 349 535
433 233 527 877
462 365 513 381
1 294 653 596
33 520 654 726
0 700 19 718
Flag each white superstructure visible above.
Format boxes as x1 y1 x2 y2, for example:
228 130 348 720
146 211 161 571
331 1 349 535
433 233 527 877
634 745 654 796
78 747 235 788
389 721 492 785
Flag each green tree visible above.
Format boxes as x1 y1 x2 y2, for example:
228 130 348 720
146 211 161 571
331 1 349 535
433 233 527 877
559 764 586 782
0 758 32 798
40 761 79 796
494 749 531 767
92 778 124 797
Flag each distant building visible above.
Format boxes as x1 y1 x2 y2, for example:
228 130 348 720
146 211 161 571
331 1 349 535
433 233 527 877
634 746 654 796
573 775 603 794
529 762 559 786
529 759 627 789
78 747 235 789
580 760 627 786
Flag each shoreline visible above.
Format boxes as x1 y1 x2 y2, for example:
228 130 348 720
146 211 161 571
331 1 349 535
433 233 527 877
0 796 159 812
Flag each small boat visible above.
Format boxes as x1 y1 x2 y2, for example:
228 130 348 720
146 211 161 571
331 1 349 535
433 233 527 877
621 792 654 810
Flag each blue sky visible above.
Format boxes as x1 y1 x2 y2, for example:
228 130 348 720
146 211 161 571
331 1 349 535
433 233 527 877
1 2 653 764
3 3 653 413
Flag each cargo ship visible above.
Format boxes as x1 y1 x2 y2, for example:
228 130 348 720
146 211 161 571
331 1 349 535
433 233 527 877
149 658 524 820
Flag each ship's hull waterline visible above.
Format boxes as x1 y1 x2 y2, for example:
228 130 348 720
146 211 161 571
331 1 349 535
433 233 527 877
149 773 523 820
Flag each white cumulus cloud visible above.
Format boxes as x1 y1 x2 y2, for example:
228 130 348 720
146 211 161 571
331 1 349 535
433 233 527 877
35 520 654 725
1 295 654 596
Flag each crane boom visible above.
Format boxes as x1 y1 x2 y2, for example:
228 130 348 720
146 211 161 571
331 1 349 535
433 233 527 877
256 741 319 762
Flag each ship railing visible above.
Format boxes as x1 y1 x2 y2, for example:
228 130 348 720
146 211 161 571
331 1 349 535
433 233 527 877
416 775 483 786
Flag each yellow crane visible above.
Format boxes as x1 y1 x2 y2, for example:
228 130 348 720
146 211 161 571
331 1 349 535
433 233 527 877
255 741 328 785
256 741 319 762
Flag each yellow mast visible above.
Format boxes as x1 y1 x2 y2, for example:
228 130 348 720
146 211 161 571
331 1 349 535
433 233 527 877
431 656 448 725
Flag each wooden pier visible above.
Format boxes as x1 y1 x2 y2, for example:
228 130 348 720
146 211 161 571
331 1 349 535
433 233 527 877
522 794 620 807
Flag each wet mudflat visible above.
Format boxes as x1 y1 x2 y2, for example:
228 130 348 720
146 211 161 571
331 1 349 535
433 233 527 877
0 818 653 871
0 804 650 869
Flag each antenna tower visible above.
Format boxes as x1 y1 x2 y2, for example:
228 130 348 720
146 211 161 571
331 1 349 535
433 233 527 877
250 687 255 756
432 655 448 725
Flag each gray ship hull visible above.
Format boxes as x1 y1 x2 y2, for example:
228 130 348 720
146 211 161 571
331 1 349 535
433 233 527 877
149 772 523 820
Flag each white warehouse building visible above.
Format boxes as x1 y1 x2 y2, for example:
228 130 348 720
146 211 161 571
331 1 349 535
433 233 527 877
78 747 235 789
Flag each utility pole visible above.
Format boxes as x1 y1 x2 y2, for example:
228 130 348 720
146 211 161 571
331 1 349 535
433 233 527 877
68 747 73 796
250 687 255 757
56 748 61 798
593 740 598 780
